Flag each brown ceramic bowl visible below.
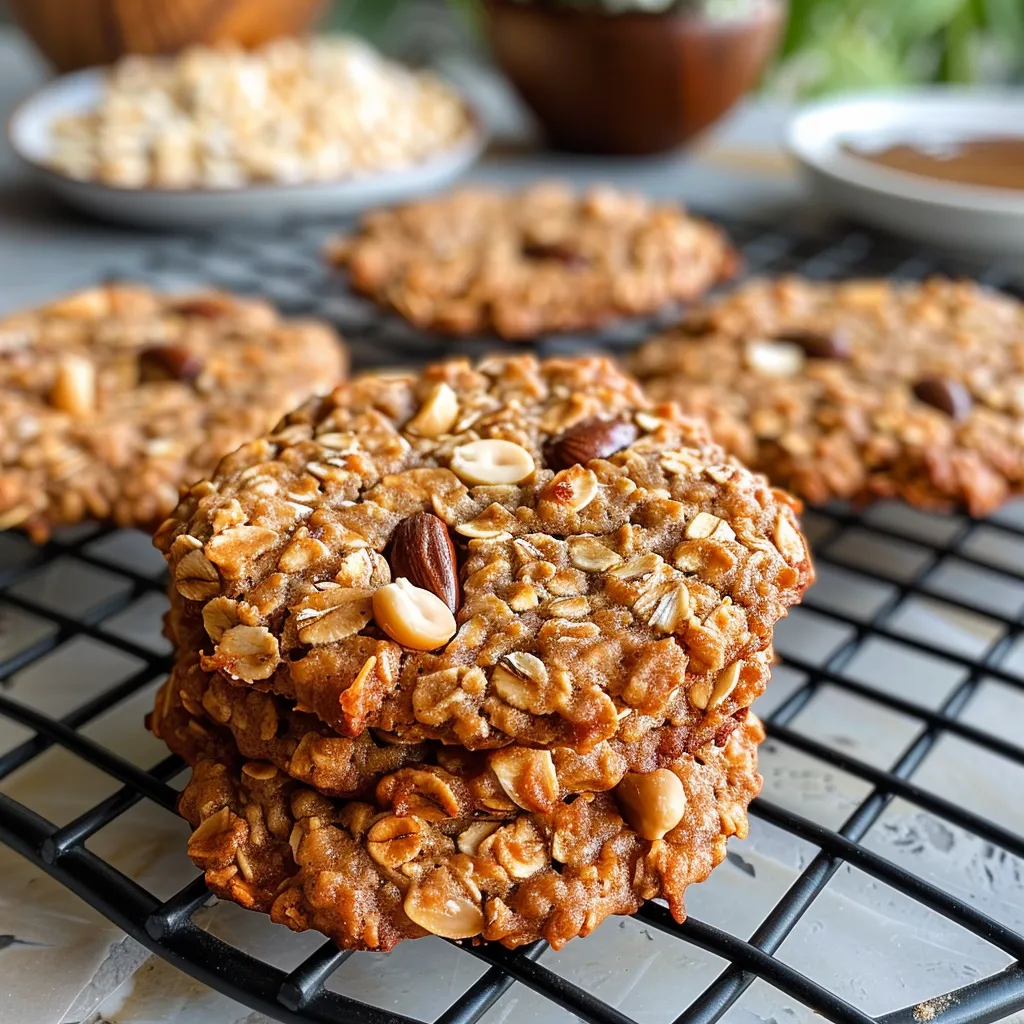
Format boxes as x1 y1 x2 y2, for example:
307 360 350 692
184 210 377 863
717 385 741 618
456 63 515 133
484 0 786 155
10 0 326 73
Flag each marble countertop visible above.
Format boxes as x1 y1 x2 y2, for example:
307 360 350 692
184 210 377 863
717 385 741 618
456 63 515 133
3 21 1024 1024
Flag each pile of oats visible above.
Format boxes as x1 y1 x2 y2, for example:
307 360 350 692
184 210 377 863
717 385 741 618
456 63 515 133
150 354 813 951
48 37 473 189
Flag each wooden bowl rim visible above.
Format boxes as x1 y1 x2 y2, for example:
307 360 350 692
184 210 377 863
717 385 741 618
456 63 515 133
483 0 786 32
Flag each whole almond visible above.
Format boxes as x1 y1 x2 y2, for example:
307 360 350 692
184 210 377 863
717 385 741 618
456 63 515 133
139 345 204 383
388 512 460 613
913 376 973 420
544 418 639 472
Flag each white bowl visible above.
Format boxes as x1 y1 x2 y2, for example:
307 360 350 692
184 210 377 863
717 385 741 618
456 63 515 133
787 89 1024 255
8 67 488 230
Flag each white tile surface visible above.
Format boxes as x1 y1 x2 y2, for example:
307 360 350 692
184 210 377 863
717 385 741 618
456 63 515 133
0 18 1022 1018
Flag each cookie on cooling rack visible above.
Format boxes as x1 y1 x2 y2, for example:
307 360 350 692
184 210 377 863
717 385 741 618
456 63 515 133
150 646 764 799
176 708 764 950
325 182 736 340
153 354 812 753
0 285 346 541
629 276 1024 517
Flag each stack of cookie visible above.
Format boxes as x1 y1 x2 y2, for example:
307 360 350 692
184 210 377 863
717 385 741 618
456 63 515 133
149 354 813 950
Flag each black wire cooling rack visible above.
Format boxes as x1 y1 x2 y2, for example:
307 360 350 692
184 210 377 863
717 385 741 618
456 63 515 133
3 213 1024 1024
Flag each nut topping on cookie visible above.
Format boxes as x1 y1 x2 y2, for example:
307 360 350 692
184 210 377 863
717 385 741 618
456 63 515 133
403 868 485 940
449 439 535 486
913 377 973 420
49 356 96 416
407 382 459 438
2 284 345 540
328 184 735 340
139 345 205 383
366 815 424 869
614 768 687 840
774 327 851 361
156 355 812 753
388 512 460 613
544 418 639 471
544 466 599 511
373 578 457 651
744 339 805 377
631 277 1024 515
489 747 560 812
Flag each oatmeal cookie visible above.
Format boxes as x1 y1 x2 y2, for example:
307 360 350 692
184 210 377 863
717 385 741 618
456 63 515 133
326 183 735 339
155 355 812 753
150 645 763 799
630 277 1024 515
0 285 346 540
177 712 764 950
150 650 429 799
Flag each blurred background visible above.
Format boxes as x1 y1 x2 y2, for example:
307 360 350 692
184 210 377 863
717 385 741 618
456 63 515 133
5 0 1024 96
388 0 1024 97
2 0 1023 299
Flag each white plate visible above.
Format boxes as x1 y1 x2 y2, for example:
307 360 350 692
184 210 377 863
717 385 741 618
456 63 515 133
8 67 487 230
787 89 1024 255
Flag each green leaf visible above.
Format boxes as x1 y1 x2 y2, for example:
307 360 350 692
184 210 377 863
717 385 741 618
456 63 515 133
779 0 832 55
327 0 406 42
824 28 911 91
940 0 976 81
881 0 972 39
983 0 1024 51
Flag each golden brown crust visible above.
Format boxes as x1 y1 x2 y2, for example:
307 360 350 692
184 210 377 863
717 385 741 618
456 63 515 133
630 276 1024 516
327 183 736 340
154 354 812 754
150 646 764 800
0 285 346 540
177 714 765 951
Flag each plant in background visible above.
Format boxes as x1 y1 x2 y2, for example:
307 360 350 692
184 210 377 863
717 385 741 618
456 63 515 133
328 0 1024 94
479 0 764 13
774 0 1024 95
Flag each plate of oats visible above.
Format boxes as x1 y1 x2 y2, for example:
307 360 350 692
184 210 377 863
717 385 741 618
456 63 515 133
9 37 486 230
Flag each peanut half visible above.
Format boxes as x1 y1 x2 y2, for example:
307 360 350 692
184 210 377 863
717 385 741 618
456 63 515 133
372 578 457 651
449 439 535 486
614 768 687 841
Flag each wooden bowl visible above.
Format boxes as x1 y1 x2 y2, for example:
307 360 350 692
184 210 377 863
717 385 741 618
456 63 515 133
10 0 327 73
484 0 786 155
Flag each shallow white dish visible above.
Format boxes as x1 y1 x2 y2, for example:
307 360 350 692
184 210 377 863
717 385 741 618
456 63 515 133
787 89 1024 255
8 68 487 230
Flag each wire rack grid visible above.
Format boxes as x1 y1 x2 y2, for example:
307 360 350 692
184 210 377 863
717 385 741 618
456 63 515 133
2 215 1024 1024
